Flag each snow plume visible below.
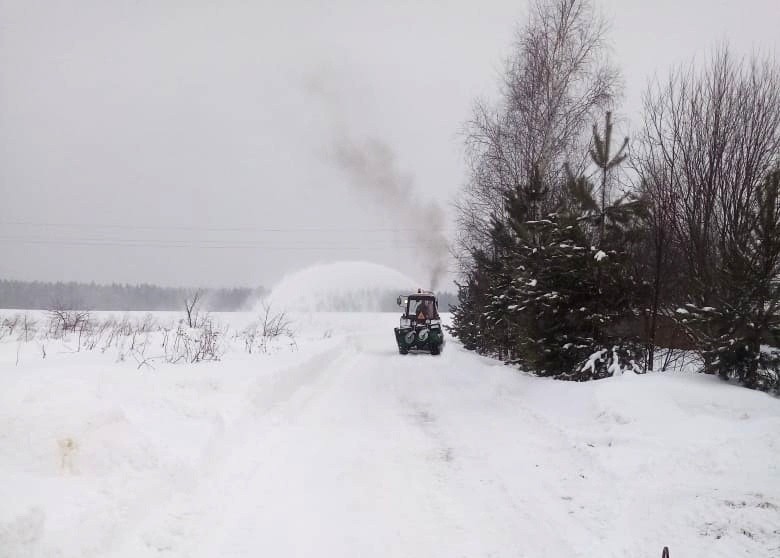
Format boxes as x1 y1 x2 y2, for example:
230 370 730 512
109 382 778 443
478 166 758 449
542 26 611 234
332 137 449 290
266 261 419 312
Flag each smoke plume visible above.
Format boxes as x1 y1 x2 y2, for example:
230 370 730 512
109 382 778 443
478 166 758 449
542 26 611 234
302 71 450 289
332 136 449 290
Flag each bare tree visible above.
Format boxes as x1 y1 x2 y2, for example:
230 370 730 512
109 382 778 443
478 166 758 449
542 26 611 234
637 174 678 371
47 298 90 337
456 0 620 261
184 290 203 328
636 45 780 307
635 46 780 380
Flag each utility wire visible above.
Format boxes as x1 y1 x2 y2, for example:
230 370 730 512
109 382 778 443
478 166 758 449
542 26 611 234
0 220 454 233
0 236 443 250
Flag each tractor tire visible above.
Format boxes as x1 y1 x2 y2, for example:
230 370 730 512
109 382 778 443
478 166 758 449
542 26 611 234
399 348 409 355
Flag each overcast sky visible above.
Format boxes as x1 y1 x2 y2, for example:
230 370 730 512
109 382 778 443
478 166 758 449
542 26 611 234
1 0 778 289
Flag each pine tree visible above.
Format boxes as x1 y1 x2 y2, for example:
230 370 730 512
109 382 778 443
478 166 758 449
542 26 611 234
450 168 547 360
520 114 648 379
451 115 649 380
449 276 482 351
589 112 629 245
507 172 647 379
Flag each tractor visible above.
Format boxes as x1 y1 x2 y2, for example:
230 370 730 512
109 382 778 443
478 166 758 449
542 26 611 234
394 290 444 355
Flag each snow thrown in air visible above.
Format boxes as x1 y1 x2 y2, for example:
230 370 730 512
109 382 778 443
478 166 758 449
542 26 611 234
263 261 422 312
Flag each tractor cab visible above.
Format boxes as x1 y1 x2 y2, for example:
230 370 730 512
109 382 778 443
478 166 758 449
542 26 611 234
397 291 440 323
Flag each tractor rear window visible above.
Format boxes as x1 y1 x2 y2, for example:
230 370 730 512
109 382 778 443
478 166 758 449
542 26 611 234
411 299 438 319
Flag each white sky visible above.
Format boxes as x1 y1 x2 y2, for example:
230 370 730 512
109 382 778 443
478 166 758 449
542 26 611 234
1 0 778 288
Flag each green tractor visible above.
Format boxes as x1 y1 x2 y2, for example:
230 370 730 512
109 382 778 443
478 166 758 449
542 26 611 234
394 290 444 355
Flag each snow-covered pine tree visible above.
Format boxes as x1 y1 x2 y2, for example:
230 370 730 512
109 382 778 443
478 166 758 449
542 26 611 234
451 115 649 380
449 277 481 351
449 169 547 360
502 113 648 379
507 171 648 379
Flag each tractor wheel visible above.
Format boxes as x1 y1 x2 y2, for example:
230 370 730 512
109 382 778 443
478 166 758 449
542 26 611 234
399 348 409 355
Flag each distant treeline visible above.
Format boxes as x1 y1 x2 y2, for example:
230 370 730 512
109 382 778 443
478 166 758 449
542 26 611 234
0 279 456 313
0 279 265 311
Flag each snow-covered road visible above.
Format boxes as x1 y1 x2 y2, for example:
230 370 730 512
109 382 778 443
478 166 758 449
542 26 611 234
2 312 780 557
118 330 581 558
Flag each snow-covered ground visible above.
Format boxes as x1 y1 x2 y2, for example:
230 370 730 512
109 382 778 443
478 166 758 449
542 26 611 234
1 311 779 558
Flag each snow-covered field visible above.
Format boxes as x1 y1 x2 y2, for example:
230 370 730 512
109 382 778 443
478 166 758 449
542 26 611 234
1 310 779 558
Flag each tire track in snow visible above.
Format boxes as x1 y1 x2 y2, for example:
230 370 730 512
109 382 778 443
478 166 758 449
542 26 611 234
391 345 612 557
109 339 361 557
183 335 483 558
176 337 377 558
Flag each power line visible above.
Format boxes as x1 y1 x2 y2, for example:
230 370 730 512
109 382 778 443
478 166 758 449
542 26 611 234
0 220 454 233
0 236 444 250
